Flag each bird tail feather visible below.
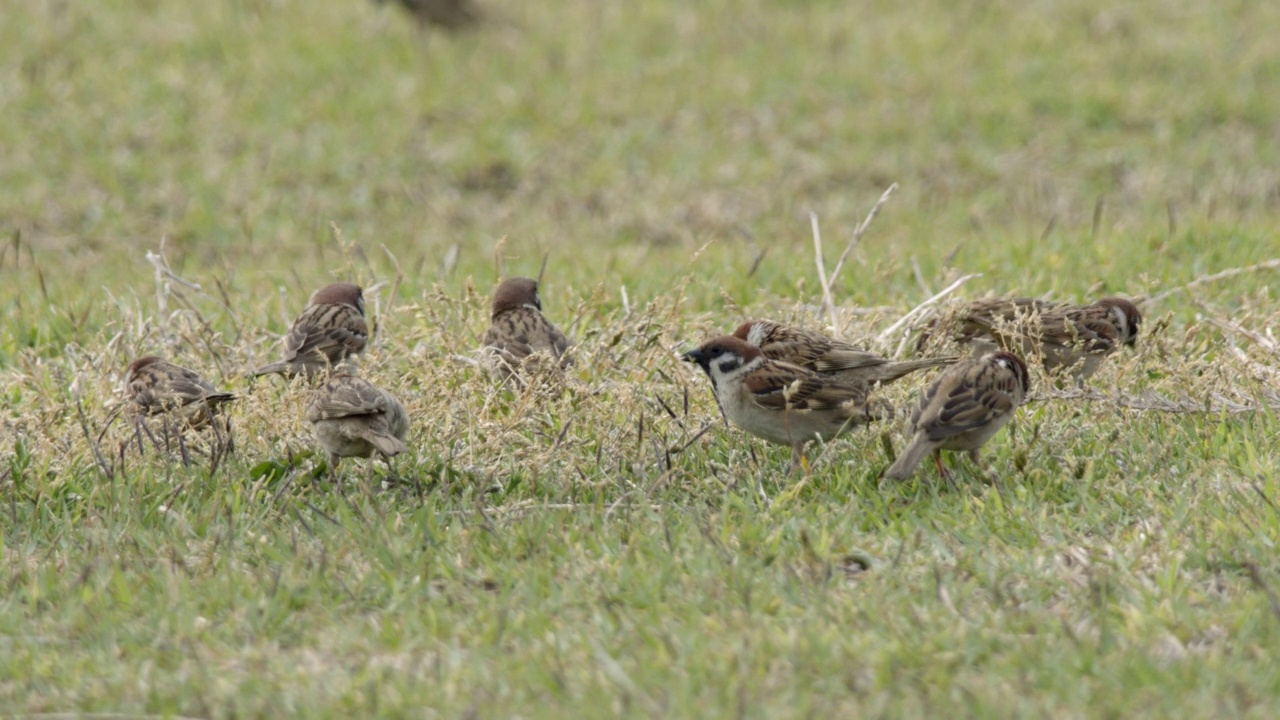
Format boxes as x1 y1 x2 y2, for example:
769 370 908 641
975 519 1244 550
250 362 289 377
884 436 934 481
881 357 959 383
366 432 407 457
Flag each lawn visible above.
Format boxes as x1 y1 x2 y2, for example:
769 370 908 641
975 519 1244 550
4 0 1280 716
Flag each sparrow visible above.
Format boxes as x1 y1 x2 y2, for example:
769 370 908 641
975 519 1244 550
481 276 572 383
252 282 369 379
883 350 1030 481
306 373 409 478
947 296 1141 378
733 319 957 390
125 356 236 430
682 335 887 472
375 0 481 30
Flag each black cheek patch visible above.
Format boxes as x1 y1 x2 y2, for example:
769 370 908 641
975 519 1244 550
716 357 742 374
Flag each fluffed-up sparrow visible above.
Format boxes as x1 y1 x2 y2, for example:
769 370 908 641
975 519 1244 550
125 356 236 431
481 276 572 383
683 335 887 472
733 319 957 390
883 350 1030 481
306 372 409 478
945 296 1141 379
253 282 369 379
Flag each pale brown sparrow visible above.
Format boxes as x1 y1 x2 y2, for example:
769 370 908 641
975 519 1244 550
253 282 369 379
481 277 572 383
733 319 957 390
306 372 409 478
683 335 887 472
948 296 1141 378
884 350 1030 481
125 356 236 430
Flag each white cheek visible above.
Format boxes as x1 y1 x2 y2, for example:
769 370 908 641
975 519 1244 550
715 358 742 375
1111 307 1127 330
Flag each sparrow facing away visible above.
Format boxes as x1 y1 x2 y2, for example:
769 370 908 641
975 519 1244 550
306 373 409 477
252 282 369 379
125 356 236 431
733 319 957 390
683 335 888 473
883 350 1031 481
481 277 572 383
949 296 1141 379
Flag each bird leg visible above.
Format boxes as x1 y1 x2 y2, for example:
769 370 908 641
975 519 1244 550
788 444 803 475
789 443 813 475
969 449 999 484
932 450 949 480
328 452 347 493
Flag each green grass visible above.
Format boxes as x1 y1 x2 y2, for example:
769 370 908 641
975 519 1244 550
4 0 1280 716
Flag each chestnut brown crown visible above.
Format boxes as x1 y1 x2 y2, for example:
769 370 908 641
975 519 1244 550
490 277 541 319
126 356 163 379
309 282 365 315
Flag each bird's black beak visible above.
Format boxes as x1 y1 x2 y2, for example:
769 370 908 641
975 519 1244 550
681 348 709 369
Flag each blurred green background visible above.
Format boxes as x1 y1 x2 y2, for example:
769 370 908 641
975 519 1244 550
4 0 1278 361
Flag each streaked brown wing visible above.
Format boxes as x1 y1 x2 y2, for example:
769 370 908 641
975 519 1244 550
285 303 368 365
306 376 389 422
758 337 819 366
483 312 537 361
812 346 895 373
744 362 865 411
485 308 571 363
130 361 221 413
957 297 1062 342
548 322 573 366
756 325 890 373
915 362 1015 441
166 364 221 403
1047 307 1118 354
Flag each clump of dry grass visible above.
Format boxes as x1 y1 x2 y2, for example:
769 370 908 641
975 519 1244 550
6 228 1279 504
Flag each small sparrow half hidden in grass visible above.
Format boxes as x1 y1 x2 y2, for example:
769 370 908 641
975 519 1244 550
942 296 1141 379
481 276 572 383
125 356 236 431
